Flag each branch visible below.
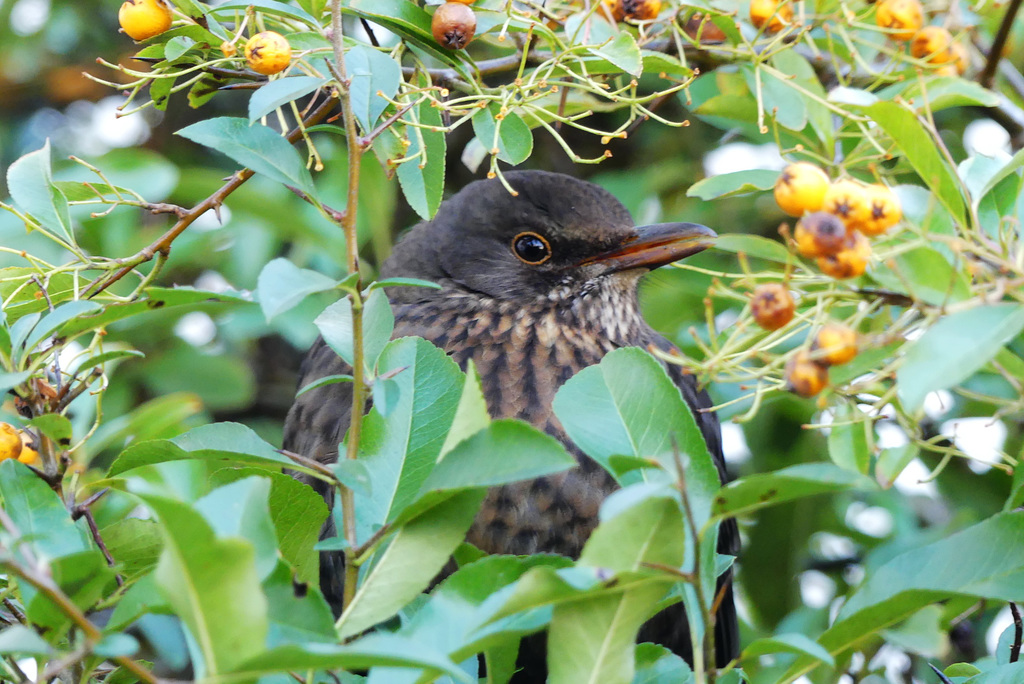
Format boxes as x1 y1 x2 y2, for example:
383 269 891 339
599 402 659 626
82 94 338 299
1011 602 1022 664
978 0 1023 89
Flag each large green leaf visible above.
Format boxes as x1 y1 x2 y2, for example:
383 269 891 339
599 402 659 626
472 104 534 166
397 98 446 220
782 512 1024 681
337 489 484 639
0 460 91 561
355 337 463 536
261 560 335 648
897 304 1024 411
248 76 329 123
107 422 294 477
346 44 402 134
177 117 317 197
6 140 74 243
864 102 966 223
315 288 394 375
549 489 686 684
868 246 971 306
131 487 268 677
195 477 279 581
589 32 642 77
18 300 102 361
257 257 339 321
827 404 871 474
687 170 779 201
710 464 876 520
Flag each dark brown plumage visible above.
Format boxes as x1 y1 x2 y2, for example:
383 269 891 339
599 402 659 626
283 170 739 678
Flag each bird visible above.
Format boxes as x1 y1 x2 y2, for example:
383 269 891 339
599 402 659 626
283 169 739 679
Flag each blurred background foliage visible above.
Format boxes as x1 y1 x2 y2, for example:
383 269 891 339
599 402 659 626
2 0 1024 680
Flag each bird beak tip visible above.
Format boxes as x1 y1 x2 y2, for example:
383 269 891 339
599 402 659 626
584 221 718 272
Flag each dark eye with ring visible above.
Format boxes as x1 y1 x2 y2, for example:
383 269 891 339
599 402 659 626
512 232 552 265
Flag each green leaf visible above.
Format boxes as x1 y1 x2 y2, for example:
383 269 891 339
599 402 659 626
0 370 32 396
438 362 491 458
0 626 52 656
397 98 446 220
131 487 268 677
0 460 91 560
26 414 73 448
370 277 443 291
261 560 335 647
589 32 642 77
864 102 966 223
210 0 319 25
101 518 163 581
745 65 806 132
22 550 115 630
904 77 1001 112
422 420 575 491
195 477 279 581
472 104 533 166
257 257 338 321
72 349 146 377
742 633 834 666
107 422 294 477
296 373 353 397
20 299 102 359
355 337 463 535
549 490 686 684
57 287 249 339
770 51 832 148
868 245 971 306
177 117 317 197
710 463 876 520
248 76 328 123
337 489 484 639
314 288 394 374
164 35 195 61
713 234 793 263
228 634 472 683
827 404 871 474
783 512 1024 680
687 169 779 200
346 44 402 133
6 140 74 243
633 643 691 683
897 304 1024 411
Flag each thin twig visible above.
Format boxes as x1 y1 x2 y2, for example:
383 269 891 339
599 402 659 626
82 95 337 300
276 449 339 482
978 0 1023 89
1010 602 1022 663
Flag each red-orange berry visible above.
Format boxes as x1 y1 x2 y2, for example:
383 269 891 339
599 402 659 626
751 283 796 331
786 351 829 397
432 3 477 50
812 324 858 366
817 231 871 279
794 212 848 258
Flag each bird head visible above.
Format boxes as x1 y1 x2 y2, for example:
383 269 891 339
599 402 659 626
383 170 715 303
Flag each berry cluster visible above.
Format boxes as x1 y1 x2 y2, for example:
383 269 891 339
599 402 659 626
875 0 970 75
775 163 901 280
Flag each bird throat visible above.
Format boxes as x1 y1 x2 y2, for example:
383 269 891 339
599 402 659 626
393 276 647 557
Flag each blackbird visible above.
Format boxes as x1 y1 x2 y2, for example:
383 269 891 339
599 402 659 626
283 170 739 678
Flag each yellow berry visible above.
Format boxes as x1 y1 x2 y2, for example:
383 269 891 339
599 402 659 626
749 0 793 32
751 283 795 331
17 432 39 466
813 324 858 366
605 0 662 21
794 212 849 258
823 179 871 228
775 162 830 217
0 423 23 462
220 41 238 58
875 0 923 41
786 351 829 397
118 0 173 42
857 184 902 236
911 26 955 63
817 231 871 279
245 31 292 76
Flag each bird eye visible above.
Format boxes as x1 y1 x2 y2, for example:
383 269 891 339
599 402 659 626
512 232 552 265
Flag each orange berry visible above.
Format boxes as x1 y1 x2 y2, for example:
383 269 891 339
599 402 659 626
220 41 237 58
786 351 829 397
751 283 795 331
794 212 848 257
817 231 871 279
749 0 793 32
245 31 292 76
857 184 902 236
17 432 39 466
911 26 955 63
605 0 662 21
813 324 858 366
0 423 23 462
875 0 923 41
775 163 830 217
823 179 871 228
432 3 477 50
118 0 172 41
